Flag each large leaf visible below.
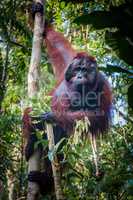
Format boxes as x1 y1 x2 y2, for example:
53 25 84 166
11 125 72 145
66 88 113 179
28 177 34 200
74 1 133 32
105 31 133 66
74 11 118 29
74 2 133 66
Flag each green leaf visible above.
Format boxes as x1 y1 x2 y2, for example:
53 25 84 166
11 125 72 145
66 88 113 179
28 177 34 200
105 31 133 65
99 65 133 74
74 11 119 28
34 139 48 150
54 137 67 153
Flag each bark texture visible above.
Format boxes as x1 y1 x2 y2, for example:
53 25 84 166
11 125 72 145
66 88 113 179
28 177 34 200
27 0 44 199
46 124 66 200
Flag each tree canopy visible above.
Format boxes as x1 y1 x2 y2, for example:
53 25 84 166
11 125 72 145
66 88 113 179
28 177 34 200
0 0 133 199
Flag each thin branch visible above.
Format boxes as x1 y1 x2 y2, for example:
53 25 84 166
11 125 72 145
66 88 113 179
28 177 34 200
0 39 30 51
116 108 133 124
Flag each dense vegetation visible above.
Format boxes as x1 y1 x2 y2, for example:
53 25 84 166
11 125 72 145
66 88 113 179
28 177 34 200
0 0 133 199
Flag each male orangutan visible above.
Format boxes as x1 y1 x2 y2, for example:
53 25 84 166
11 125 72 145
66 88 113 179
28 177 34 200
22 2 112 195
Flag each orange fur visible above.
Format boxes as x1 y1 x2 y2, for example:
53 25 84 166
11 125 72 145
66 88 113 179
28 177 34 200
44 26 77 80
22 107 32 138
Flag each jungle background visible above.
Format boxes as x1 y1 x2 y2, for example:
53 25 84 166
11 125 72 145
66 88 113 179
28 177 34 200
0 0 133 199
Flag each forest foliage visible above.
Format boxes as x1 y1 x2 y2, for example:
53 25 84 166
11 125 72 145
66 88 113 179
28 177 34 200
0 0 133 199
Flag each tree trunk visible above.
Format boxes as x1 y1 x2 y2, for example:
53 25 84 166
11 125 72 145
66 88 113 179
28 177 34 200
27 0 45 199
28 0 44 97
46 124 66 200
